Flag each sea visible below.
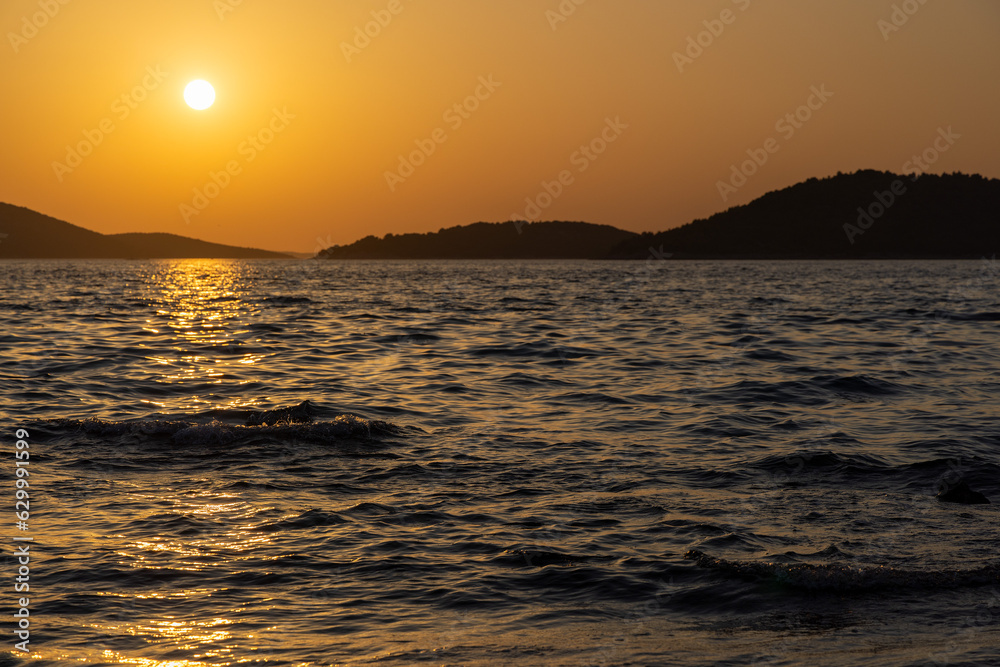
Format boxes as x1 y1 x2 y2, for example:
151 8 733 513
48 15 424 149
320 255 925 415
1 259 999 666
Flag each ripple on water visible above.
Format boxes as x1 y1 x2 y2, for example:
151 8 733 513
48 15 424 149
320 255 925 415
3 260 1000 664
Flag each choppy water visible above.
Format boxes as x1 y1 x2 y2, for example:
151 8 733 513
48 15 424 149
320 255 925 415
2 259 1000 666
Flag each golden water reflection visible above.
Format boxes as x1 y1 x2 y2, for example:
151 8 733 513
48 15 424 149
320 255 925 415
136 260 270 412
44 262 357 664
80 491 292 665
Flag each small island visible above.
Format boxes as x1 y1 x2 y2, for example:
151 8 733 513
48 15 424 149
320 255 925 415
4 171 997 261
317 171 1000 260
316 220 637 260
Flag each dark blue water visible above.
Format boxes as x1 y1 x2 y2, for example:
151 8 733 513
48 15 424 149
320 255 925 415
1 259 999 665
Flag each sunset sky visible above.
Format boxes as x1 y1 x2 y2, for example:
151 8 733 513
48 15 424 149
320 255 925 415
2 0 998 252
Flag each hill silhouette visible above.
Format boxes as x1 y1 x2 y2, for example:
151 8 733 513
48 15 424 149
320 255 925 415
5 171 997 260
316 172 999 260
608 171 1000 259
317 221 637 259
0 204 289 259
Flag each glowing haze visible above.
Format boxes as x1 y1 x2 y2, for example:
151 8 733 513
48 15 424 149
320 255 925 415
1 0 998 252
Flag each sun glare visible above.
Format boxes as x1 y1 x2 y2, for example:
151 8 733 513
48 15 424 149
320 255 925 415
184 80 216 110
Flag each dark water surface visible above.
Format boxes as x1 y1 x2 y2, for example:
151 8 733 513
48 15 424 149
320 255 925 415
2 259 999 666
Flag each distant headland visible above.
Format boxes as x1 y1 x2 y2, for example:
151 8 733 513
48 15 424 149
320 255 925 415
3 171 998 260
0 203 289 259
319 171 1000 260
606 170 1000 259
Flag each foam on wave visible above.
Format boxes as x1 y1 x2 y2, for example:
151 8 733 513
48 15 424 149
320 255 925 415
43 401 399 446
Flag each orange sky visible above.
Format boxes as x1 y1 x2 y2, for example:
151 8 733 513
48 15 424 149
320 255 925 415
2 0 998 252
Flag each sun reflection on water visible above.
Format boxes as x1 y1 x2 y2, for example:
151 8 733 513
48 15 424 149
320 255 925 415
81 488 289 665
136 261 271 412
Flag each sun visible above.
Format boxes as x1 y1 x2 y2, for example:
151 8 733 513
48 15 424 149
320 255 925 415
184 80 216 110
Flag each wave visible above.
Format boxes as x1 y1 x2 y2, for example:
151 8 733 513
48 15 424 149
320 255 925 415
685 549 1000 592
747 450 890 475
262 295 315 305
254 509 351 532
904 308 1000 322
468 342 598 360
371 332 442 344
244 401 318 426
946 311 1000 321
34 401 400 446
812 373 903 396
697 373 905 408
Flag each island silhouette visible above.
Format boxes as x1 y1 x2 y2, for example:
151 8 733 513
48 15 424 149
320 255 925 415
0 203 289 259
3 171 997 260
317 221 636 260
607 170 1000 259
319 170 1000 260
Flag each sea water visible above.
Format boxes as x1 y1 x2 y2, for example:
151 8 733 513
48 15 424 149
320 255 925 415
1 259 999 665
